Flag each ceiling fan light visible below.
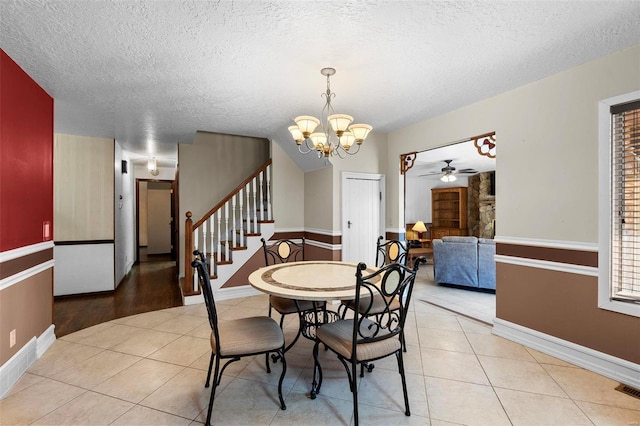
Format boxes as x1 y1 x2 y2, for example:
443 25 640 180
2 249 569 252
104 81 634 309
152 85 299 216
294 116 320 138
288 126 304 144
441 172 457 183
349 124 373 143
328 114 353 137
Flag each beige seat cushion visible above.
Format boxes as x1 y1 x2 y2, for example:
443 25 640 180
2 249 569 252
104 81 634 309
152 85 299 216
342 293 401 316
270 295 320 314
316 318 401 362
212 316 284 357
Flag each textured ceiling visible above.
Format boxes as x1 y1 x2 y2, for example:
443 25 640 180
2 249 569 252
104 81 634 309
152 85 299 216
2 1 639 171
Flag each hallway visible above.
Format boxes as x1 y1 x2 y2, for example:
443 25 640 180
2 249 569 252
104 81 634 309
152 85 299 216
54 256 181 337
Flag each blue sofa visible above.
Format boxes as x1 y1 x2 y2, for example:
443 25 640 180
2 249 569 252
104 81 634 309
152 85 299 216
432 236 496 290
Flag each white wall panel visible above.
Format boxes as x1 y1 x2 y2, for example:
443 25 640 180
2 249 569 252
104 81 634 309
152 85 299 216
53 244 114 295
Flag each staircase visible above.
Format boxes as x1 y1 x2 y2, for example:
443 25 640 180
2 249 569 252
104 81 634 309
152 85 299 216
182 159 273 299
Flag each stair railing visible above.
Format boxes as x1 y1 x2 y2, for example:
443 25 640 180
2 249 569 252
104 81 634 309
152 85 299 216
183 159 272 296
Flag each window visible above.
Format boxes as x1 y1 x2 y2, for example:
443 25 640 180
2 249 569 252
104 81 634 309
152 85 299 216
599 91 640 317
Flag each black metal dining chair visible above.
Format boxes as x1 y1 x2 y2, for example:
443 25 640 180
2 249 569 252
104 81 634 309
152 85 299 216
310 260 422 426
339 237 412 367
192 251 287 426
261 238 326 358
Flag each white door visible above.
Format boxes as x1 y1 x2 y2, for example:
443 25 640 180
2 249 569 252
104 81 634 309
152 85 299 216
147 188 172 254
342 172 385 266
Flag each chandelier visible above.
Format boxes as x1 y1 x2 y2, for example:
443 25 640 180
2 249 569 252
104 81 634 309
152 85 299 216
288 67 372 159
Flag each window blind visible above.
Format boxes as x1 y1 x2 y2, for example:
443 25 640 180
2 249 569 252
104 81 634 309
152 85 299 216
610 100 640 302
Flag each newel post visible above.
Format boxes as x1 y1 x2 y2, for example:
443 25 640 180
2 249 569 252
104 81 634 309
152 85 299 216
184 211 194 294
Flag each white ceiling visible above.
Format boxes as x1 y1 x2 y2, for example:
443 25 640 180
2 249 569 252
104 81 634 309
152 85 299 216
407 140 496 180
2 1 639 171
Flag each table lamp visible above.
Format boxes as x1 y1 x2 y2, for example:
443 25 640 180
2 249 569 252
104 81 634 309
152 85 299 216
412 221 427 239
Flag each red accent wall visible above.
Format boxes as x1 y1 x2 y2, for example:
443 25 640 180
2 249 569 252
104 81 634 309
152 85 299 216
0 50 54 251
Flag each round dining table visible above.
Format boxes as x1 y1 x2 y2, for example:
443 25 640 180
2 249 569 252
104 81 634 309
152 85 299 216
248 260 378 302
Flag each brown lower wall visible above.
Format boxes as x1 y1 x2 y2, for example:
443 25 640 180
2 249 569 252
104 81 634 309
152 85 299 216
496 262 640 364
0 268 53 364
222 231 341 288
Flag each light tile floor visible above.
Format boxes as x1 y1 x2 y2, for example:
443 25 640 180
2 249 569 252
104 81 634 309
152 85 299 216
2 273 640 425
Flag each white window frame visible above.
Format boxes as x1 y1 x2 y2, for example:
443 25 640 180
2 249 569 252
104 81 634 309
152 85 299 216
598 90 640 318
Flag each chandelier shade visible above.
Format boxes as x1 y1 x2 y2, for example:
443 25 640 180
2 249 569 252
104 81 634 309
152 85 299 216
293 116 320 138
288 68 372 159
327 114 353 136
340 131 355 150
288 126 304 143
349 124 373 143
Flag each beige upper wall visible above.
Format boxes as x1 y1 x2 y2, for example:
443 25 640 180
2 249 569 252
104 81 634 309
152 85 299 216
304 166 334 232
271 141 304 229
54 133 114 241
331 131 388 230
178 132 269 274
298 131 388 233
387 45 640 243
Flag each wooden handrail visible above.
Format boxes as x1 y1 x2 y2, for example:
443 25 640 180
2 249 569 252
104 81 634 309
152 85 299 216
183 158 272 296
193 158 272 229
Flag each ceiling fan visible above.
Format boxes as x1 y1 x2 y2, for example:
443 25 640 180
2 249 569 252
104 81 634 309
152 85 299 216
419 160 478 181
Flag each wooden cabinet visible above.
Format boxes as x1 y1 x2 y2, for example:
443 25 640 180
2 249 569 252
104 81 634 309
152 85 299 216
431 187 467 240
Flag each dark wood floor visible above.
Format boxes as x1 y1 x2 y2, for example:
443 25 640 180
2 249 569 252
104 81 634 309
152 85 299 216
53 254 182 337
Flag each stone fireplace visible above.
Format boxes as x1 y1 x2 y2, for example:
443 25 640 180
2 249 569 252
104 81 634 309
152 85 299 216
467 172 495 239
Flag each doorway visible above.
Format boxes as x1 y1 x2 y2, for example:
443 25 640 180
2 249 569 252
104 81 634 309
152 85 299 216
341 172 385 267
136 179 176 263
402 138 496 324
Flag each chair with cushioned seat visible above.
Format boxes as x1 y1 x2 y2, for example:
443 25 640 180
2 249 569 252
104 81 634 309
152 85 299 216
339 237 411 361
192 251 287 426
310 260 422 426
261 238 326 357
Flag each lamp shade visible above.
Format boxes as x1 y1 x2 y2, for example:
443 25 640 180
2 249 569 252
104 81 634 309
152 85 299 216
309 132 327 150
288 125 304 143
339 131 355 150
349 124 373 143
412 221 427 233
294 116 320 137
328 114 353 136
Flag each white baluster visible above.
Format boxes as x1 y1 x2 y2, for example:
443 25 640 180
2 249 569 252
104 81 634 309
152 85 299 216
258 170 264 221
216 211 222 264
245 181 252 234
193 229 199 291
252 177 259 231
224 201 230 261
231 195 237 249
238 189 245 246
193 227 199 257
193 261 199 292
201 220 207 259
209 215 215 265
266 164 272 221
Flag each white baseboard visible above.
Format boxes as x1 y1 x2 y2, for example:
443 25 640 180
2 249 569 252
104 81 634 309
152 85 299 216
215 285 262 301
493 318 640 388
0 325 57 399
183 284 262 306
183 293 204 306
37 325 56 358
